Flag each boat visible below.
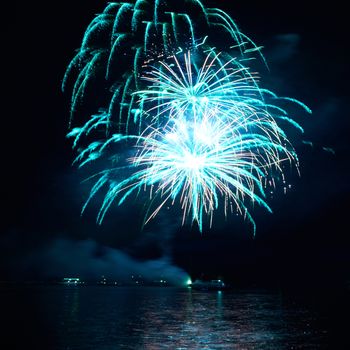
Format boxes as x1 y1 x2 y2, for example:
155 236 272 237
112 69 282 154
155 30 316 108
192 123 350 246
60 278 84 285
190 279 226 291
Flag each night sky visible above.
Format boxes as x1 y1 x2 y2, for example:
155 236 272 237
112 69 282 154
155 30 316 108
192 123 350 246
4 0 350 291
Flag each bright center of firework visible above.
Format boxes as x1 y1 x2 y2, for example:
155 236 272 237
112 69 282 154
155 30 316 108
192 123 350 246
195 123 215 145
183 152 205 170
163 118 215 171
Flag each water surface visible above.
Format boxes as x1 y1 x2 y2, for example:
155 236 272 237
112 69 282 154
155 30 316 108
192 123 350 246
1 286 337 349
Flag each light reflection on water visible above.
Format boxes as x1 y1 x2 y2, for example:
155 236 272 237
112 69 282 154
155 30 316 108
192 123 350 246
50 287 327 349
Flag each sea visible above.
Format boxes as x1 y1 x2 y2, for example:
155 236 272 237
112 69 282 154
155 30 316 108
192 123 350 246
1 285 349 349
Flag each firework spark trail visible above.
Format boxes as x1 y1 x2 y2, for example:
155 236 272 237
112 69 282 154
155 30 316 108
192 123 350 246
62 0 266 134
134 51 309 136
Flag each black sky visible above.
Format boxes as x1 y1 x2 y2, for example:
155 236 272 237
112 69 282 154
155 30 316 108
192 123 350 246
3 1 350 287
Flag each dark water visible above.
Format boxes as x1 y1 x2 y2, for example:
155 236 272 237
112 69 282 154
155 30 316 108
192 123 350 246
2 285 348 349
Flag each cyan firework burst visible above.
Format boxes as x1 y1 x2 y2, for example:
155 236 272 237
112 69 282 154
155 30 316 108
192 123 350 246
63 0 265 134
65 1 311 234
135 50 310 133
90 108 295 233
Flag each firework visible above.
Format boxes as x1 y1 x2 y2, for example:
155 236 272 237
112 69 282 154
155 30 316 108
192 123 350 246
62 0 265 133
69 50 309 233
65 1 311 234
99 109 295 233
135 50 310 132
